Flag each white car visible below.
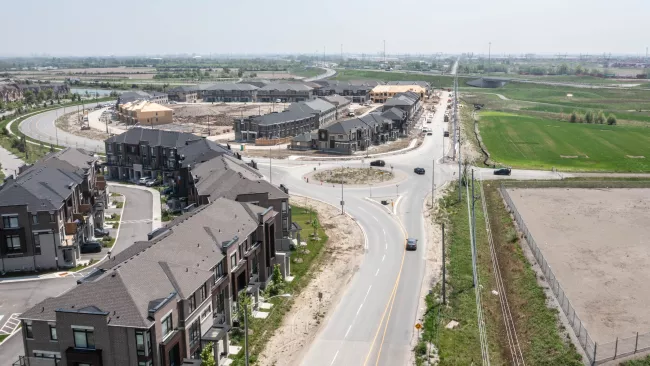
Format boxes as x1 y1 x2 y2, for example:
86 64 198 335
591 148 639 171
138 177 149 185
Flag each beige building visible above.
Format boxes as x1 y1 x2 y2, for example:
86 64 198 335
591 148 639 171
370 85 427 103
117 100 173 126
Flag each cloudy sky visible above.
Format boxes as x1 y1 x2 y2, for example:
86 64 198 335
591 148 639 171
4 0 649 57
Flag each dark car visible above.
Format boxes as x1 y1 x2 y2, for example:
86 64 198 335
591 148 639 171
80 241 102 254
94 227 110 237
370 160 386 167
414 167 425 175
406 238 418 251
427 132 433 136
494 168 512 176
443 131 450 137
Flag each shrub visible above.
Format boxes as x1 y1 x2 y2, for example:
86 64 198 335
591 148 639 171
595 110 606 124
569 111 578 123
584 110 594 124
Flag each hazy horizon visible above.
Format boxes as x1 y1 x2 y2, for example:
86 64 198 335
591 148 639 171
4 0 650 57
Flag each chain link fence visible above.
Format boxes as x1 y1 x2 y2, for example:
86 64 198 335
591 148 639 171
500 182 650 364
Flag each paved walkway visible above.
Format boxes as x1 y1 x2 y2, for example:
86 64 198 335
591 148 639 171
0 146 24 179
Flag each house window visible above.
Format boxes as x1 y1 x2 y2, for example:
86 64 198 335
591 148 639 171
73 327 95 349
238 243 244 261
200 283 208 302
25 321 33 339
49 325 57 341
216 290 225 313
106 144 112 152
117 144 122 152
31 214 38 225
135 329 152 357
215 261 224 279
231 253 237 270
3 215 19 228
188 293 196 313
161 314 173 337
6 235 21 254
33 233 41 255
189 320 200 348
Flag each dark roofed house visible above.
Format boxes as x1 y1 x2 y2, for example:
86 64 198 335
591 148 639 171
313 81 376 103
202 83 259 102
168 86 199 103
257 83 313 103
382 91 422 125
290 131 318 150
19 195 284 366
234 108 318 142
287 98 336 128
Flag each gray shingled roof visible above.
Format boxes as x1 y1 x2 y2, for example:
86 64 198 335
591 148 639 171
21 197 271 327
177 139 233 167
383 92 419 107
119 91 153 104
204 83 259 91
381 107 405 121
252 109 315 126
321 94 350 106
259 83 312 92
105 128 203 148
168 86 199 93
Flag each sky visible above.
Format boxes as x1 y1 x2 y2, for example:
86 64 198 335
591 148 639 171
3 0 649 57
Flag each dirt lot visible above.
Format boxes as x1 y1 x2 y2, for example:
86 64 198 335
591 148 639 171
257 195 364 366
55 111 110 141
506 188 650 346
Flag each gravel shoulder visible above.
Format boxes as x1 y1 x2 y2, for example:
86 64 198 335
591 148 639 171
256 195 365 366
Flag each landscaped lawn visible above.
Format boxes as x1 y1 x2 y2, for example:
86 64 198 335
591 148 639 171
479 111 650 172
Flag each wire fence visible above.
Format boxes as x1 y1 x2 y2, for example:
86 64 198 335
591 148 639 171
500 183 650 364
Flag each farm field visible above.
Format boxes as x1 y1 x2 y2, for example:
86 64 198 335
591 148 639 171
479 111 650 172
333 69 462 88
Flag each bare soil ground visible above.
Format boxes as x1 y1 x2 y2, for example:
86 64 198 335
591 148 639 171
55 111 110 141
506 188 650 347
312 167 394 184
257 195 364 366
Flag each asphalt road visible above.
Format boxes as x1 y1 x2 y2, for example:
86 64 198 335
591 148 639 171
0 185 153 366
18 102 111 153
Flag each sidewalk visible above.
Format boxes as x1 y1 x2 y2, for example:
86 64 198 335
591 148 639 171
0 146 24 178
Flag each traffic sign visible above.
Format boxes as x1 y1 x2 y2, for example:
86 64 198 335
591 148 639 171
415 323 422 330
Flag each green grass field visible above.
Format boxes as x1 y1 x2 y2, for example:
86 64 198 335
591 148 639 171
288 67 325 78
333 69 463 88
479 111 650 172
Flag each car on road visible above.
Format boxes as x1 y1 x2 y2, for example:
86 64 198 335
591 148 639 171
443 131 450 137
494 168 512 176
80 241 102 254
406 238 418 251
414 167 425 175
137 177 149 185
370 160 386 167
427 132 433 136
94 227 110 237
145 178 160 187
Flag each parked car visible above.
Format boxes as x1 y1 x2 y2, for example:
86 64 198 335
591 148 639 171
80 241 102 254
427 132 433 136
161 186 173 195
414 167 425 175
494 168 512 176
145 178 160 187
94 227 110 237
406 238 418 251
370 160 386 167
137 177 149 185
443 131 450 137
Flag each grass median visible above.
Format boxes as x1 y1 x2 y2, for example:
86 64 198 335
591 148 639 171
416 184 582 365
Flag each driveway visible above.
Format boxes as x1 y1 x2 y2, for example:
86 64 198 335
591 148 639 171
0 146 24 179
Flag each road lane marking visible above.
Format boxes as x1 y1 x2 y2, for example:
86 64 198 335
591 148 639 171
381 254 385 262
345 325 352 338
383 228 387 250
330 350 340 366
375 268 380 276
356 304 363 315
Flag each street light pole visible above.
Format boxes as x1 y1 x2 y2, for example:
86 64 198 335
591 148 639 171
244 304 250 366
269 148 272 184
432 158 435 208
341 180 344 214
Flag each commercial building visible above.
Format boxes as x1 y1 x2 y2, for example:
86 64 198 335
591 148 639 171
0 148 106 273
19 195 285 366
104 128 231 183
117 101 174 126
168 86 199 103
234 109 318 142
370 84 426 103
256 83 313 103
201 83 258 102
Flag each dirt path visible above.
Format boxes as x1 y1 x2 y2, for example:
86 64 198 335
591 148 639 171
55 111 110 141
256 195 365 366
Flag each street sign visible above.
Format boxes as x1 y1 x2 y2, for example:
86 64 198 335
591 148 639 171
415 323 422 330
340 201 345 206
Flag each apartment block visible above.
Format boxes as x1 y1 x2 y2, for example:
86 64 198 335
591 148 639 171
20 197 282 366
201 83 258 103
234 109 318 142
256 83 313 103
168 86 199 103
370 84 426 103
0 148 106 273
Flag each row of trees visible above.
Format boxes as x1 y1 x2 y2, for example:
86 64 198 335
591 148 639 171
154 68 249 80
569 110 617 125
23 91 82 105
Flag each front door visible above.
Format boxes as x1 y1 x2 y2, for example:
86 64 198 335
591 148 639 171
169 343 180 366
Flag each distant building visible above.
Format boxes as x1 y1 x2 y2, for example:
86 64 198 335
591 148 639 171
370 84 426 103
386 80 432 94
234 109 318 142
287 98 337 128
0 82 23 102
321 94 352 120
313 81 375 103
18 84 70 98
201 83 258 102
116 101 173 126
381 91 422 121
168 86 199 103
257 83 313 103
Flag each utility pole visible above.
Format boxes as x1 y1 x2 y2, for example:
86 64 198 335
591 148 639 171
383 40 386 64
341 180 344 214
442 222 446 304
269 148 272 184
431 158 435 208
55 109 60 146
456 75 462 203
488 42 492 73
341 44 343 64
244 304 250 366
470 169 478 288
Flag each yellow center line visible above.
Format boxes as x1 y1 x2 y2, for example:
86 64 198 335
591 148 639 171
363 205 409 366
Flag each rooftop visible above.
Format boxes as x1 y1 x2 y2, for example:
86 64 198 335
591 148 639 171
371 84 426 94
105 127 203 148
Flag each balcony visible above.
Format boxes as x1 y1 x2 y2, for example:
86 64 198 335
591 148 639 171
78 204 92 214
64 222 78 235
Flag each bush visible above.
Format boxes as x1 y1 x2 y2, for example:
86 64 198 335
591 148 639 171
584 110 594 124
569 111 578 123
595 110 606 124
607 114 617 125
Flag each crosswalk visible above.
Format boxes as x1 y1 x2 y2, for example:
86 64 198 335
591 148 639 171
0 313 21 335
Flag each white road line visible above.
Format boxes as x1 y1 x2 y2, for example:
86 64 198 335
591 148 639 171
356 304 363 315
382 254 385 262
345 325 352 338
375 268 380 276
383 228 387 250
0 315 4 323
330 350 340 366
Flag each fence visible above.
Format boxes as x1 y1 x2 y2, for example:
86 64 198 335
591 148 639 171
500 183 650 364
12 356 59 366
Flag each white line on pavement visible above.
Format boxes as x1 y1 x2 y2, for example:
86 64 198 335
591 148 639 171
375 268 380 277
330 350 340 366
382 254 385 262
345 325 352 338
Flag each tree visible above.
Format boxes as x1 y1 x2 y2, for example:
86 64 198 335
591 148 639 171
200 342 216 366
558 63 569 75
607 114 617 125
223 67 231 75
575 64 584 75
584 110 594 124
569 111 578 123
45 89 54 101
595 110 606 124
238 68 245 77
24 91 35 105
236 290 252 325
